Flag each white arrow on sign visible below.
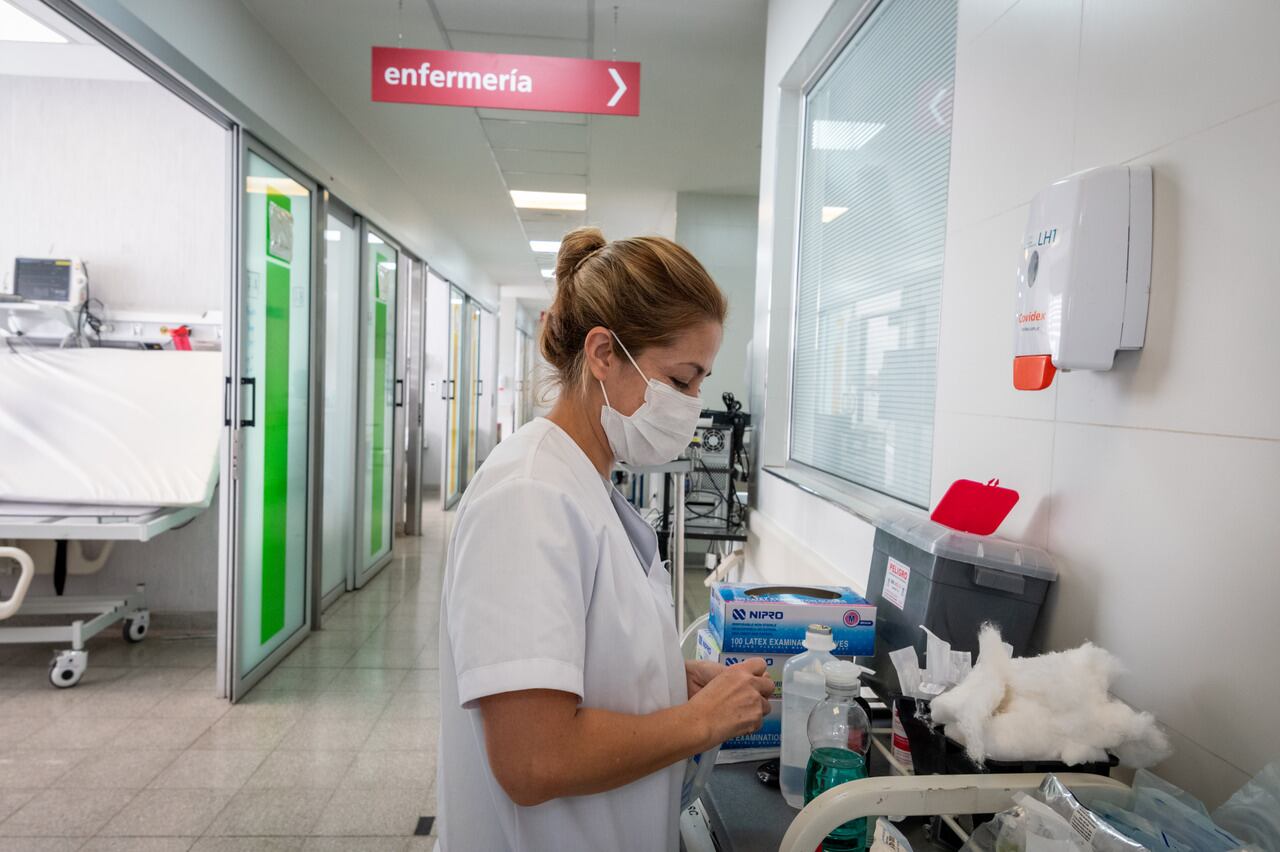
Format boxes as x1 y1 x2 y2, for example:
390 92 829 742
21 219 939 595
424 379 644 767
607 67 627 108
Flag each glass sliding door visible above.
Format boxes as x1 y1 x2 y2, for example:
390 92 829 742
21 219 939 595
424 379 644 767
356 224 398 587
443 286 466 508
400 255 426 536
233 143 315 699
477 307 497 457
319 197 360 609
464 301 482 483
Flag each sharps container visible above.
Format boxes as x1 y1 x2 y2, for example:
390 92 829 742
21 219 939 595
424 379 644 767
864 508 1057 694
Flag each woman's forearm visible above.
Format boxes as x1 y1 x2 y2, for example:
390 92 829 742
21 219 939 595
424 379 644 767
479 690 711 807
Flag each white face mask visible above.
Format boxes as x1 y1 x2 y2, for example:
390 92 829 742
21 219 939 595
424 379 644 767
599 334 704 466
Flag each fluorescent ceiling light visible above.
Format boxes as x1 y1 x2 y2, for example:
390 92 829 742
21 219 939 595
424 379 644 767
323 229 342 242
541 268 554 279
244 175 309 197
821 206 848 224
529 240 560 253
811 119 884 151
367 233 384 244
0 1 67 43
511 190 586 211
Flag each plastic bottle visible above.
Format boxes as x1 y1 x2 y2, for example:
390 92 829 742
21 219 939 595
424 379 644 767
780 624 837 808
804 660 873 852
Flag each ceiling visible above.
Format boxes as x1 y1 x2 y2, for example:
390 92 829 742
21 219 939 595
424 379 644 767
237 0 767 294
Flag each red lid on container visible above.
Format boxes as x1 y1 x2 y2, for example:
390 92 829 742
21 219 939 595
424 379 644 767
930 478 1020 536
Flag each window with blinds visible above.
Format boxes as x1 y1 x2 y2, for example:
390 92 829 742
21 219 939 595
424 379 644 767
789 0 957 508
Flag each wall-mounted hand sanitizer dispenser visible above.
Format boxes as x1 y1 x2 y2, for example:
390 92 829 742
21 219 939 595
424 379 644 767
1013 165 1153 390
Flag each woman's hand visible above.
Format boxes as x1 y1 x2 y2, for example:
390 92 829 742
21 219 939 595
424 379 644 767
686 659 775 746
685 660 726 699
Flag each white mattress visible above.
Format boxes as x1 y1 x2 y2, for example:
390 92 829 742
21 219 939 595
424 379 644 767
0 348 223 508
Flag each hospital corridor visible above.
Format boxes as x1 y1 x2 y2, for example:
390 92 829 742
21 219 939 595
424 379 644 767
1 0 1279 850
0 514 451 848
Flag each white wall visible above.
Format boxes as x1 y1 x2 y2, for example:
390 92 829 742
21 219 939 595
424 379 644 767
85 0 497 304
496 286 549 443
0 76 226 313
675 192 758 410
749 0 1280 806
421 270 451 490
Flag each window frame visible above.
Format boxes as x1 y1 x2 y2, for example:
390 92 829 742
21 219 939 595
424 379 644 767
776 0 954 513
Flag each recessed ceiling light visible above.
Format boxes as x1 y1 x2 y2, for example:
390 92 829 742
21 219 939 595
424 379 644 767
511 190 587 211
529 240 560 253
0 0 67 43
367 233 384 244
244 175 309 197
811 119 884 151
821 206 849 223
541 269 554 279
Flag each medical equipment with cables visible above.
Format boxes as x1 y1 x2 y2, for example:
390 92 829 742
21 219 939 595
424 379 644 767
0 346 223 687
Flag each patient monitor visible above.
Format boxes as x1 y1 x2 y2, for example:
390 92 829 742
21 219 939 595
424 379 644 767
14 257 88 305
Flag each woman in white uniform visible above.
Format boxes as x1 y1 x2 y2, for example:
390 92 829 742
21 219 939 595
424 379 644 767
436 227 775 851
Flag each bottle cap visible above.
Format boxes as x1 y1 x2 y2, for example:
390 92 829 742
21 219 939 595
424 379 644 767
803 624 835 652
823 660 873 690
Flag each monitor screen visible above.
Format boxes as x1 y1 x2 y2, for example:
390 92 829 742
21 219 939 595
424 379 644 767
14 258 72 302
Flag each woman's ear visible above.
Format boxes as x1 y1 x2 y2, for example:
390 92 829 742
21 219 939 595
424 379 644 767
582 326 615 383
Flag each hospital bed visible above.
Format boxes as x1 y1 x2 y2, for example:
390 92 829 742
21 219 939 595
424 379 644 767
0 346 223 687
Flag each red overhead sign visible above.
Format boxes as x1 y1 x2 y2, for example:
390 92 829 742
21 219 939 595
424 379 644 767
371 47 640 116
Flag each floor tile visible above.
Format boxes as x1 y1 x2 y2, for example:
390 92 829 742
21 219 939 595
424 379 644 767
192 716 295 751
276 717 375 751
362 717 439 752
347 646 421 669
149 749 268 790
310 786 433 836
340 751 435 789
100 788 233 837
393 671 439 695
303 838 409 852
0 786 137 837
17 716 132 751
243 750 355 790
205 788 334 837
113 717 217 751
64 688 166 717
148 690 233 720
58 749 181 789
305 631 371 651
0 838 84 851
190 840 303 852
277 645 356 669
81 839 196 852
379 692 440 721
0 750 83 789
300 691 392 721
323 668 408 693
254 668 341 694
125 666 219 692
0 791 38 823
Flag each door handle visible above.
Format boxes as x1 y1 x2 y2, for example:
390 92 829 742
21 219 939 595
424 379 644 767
223 376 232 426
440 380 448 400
449 379 456 400
476 379 483 396
394 379 404 408
239 377 256 427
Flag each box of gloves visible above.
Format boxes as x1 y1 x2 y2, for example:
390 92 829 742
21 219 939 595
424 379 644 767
695 629 783 697
709 583 876 657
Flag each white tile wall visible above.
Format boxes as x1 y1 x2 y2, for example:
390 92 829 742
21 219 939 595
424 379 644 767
944 0 1081 228
1073 0 1280 168
752 0 1280 806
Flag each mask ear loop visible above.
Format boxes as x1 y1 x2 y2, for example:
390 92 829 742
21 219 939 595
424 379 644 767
597 331 648 408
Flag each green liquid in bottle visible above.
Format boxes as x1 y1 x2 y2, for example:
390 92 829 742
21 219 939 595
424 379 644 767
803 747 868 852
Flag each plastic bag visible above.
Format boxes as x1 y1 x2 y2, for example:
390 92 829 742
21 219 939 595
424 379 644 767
961 775 1144 852
1133 784 1246 851
870 817 914 851
1211 762 1280 852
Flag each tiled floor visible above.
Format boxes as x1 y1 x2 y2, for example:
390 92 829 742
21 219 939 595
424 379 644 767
0 510 451 851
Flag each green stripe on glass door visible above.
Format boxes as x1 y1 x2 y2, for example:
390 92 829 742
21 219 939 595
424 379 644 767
261 189 291 643
370 253 388 556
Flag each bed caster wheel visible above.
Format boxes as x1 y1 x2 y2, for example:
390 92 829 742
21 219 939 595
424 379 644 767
49 650 87 688
123 611 150 643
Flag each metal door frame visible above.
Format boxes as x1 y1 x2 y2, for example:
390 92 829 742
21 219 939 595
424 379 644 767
353 221 402 588
401 255 426 536
228 135 321 702
442 284 467 510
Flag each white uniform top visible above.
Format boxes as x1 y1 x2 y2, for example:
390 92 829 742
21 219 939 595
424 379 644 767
436 418 687 852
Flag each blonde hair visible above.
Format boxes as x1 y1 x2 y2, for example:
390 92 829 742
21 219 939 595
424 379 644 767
539 226 727 390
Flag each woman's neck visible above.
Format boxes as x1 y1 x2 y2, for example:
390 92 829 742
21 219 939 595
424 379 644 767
547 390 615 478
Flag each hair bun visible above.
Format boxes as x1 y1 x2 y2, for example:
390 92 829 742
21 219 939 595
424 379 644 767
555 226 607 285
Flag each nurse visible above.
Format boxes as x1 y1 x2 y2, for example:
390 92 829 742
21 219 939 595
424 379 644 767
436 227 775 851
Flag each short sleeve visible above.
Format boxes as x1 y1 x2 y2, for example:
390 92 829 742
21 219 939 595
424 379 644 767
446 477 599 708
